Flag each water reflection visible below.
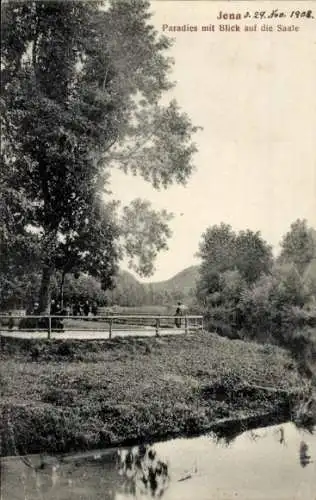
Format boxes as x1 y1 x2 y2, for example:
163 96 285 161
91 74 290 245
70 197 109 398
272 426 287 446
299 441 313 468
1 422 315 500
279 426 286 446
117 445 170 498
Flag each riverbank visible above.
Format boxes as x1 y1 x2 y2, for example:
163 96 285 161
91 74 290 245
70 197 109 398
0 332 312 457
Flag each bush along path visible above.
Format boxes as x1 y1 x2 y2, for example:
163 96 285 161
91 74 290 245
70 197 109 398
0 332 313 457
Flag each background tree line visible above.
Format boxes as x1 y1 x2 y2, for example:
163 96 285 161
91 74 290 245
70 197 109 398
196 218 316 371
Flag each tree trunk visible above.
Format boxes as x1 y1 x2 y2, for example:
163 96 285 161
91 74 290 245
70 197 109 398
38 265 54 314
60 271 66 311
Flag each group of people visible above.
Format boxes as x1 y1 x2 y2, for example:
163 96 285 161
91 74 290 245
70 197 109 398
51 300 98 317
28 300 99 317
28 300 184 324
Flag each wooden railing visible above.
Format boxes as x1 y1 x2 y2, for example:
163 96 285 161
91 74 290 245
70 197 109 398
0 314 204 340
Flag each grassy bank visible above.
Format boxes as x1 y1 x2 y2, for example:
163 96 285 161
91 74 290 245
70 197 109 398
0 332 312 457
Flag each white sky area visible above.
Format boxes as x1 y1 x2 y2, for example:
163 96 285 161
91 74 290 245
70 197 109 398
109 1 316 282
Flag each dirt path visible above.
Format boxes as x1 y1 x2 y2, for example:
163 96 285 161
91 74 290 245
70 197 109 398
0 327 188 340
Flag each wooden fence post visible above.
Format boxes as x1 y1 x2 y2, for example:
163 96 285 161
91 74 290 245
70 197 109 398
155 318 160 336
184 316 188 334
48 316 52 340
109 318 113 339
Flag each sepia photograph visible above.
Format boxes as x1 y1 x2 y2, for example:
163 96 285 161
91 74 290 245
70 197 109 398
0 0 315 498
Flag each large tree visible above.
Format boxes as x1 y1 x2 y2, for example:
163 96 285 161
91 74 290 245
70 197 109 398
1 0 199 312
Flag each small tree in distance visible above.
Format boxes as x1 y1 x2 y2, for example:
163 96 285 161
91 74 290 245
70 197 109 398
197 224 273 301
278 219 316 275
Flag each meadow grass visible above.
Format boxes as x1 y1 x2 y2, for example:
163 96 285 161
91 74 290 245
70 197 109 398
0 332 311 457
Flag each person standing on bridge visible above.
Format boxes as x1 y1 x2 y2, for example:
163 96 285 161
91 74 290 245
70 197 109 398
174 302 184 328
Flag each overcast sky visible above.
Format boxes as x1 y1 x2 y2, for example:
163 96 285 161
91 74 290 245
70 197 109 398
110 1 316 282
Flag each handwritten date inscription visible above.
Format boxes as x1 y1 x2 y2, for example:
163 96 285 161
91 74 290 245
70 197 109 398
217 9 314 20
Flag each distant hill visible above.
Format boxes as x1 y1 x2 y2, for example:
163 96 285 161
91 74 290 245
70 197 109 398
115 265 200 291
114 269 143 287
146 265 200 295
109 266 200 306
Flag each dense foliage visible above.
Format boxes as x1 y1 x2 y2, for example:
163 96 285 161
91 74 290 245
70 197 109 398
197 220 316 353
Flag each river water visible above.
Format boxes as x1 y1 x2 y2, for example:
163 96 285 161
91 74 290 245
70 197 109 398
1 422 315 500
